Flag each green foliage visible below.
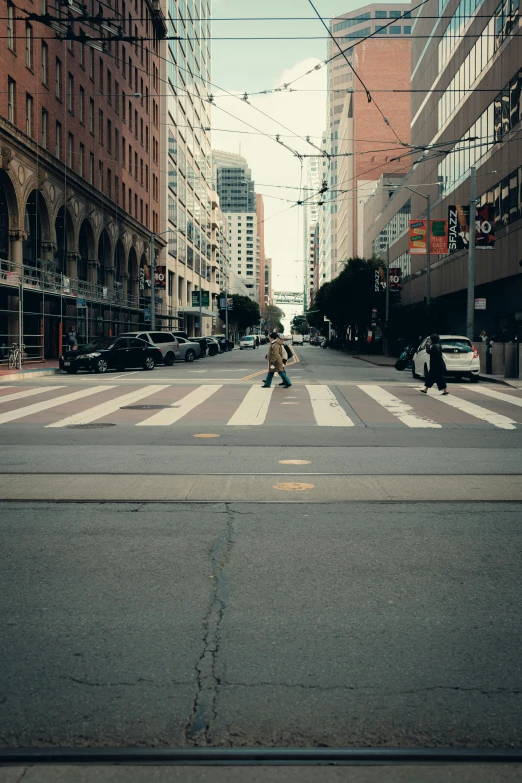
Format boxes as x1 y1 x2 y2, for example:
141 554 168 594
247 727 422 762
218 293 260 331
262 304 286 331
310 257 384 331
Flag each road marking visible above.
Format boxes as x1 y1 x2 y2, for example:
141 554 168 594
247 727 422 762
47 385 169 427
193 433 220 438
110 371 139 380
273 482 314 491
227 385 273 425
359 385 441 428
461 385 522 409
279 460 311 465
0 386 113 424
0 386 64 403
137 385 222 426
435 392 517 430
306 385 354 427
281 402 299 405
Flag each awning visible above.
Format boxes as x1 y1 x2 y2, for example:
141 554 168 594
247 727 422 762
178 307 216 317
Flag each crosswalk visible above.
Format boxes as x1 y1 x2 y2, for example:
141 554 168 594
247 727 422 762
0 382 521 429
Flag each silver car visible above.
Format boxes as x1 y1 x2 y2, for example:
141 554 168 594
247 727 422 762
174 336 201 362
119 331 180 366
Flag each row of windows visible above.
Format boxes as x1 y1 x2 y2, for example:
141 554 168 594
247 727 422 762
439 0 486 67
479 166 522 230
332 9 409 32
438 69 521 196
371 201 411 256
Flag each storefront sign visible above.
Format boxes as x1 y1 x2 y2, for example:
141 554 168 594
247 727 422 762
409 220 427 254
448 205 495 252
475 205 495 249
430 220 449 254
6 271 20 285
77 297 87 307
154 266 166 289
374 268 381 292
192 291 210 307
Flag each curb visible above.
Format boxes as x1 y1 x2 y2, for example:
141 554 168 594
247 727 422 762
478 374 519 388
0 368 61 383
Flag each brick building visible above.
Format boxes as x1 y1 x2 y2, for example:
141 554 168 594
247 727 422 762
0 0 166 359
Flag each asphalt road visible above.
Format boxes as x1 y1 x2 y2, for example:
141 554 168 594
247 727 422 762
1 344 522 755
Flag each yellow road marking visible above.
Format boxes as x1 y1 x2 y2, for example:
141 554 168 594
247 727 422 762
193 433 220 439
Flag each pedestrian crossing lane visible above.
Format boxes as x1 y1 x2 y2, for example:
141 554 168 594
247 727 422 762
306 385 354 427
359 385 441 428
227 385 273 426
138 385 222 426
434 390 517 430
47 385 170 427
0 386 64 404
0 386 114 424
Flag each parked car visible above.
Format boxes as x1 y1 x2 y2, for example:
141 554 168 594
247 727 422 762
213 334 234 351
412 335 480 382
205 337 220 356
118 330 180 366
292 334 304 346
303 334 310 342
60 336 161 374
239 336 256 350
173 336 201 362
171 332 207 358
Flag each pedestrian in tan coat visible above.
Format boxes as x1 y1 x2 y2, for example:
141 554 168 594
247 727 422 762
261 333 292 388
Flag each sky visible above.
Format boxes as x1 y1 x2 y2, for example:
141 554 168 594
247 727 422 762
210 0 400 326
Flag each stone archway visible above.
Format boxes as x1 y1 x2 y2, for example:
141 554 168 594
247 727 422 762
97 229 112 288
115 238 127 301
0 169 21 265
78 219 95 282
128 246 139 306
23 189 51 268
55 205 75 275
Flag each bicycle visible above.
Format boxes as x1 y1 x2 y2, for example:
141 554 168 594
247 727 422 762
8 343 24 370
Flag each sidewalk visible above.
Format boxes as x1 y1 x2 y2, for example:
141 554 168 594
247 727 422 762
0 360 60 383
352 354 396 367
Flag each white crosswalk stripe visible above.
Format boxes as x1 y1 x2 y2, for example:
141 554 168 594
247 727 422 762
0 386 113 424
47 385 169 428
0 386 64 404
435 392 517 430
460 385 522 408
227 385 273 426
306 385 354 427
359 385 441 428
137 385 222 426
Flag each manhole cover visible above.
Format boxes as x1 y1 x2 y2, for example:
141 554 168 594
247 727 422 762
67 423 116 429
120 405 170 410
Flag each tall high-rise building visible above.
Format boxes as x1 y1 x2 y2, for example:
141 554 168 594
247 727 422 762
256 194 266 309
264 257 273 307
327 4 412 277
364 0 522 338
161 0 216 336
303 159 322 305
0 0 166 354
214 150 260 301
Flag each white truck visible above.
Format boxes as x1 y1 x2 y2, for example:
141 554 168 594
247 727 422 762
292 333 304 346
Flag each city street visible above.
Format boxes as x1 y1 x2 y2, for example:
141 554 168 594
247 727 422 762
1 344 522 751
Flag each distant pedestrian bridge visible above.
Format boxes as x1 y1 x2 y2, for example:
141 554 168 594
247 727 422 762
273 291 304 305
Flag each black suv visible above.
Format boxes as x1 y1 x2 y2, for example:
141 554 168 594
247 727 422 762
171 331 207 358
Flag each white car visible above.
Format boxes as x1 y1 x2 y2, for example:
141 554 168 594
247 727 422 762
239 336 256 349
412 335 480 383
303 334 310 342
292 334 304 345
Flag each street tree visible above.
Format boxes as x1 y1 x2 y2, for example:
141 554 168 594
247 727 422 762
262 304 286 331
219 293 261 334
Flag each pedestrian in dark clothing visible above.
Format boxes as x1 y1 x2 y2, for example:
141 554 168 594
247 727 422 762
420 334 448 394
66 325 79 351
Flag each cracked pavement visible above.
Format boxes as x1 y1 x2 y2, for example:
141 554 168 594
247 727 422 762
1 501 522 748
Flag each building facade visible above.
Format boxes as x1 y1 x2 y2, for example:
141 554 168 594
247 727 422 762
303 158 321 306
326 4 412 277
0 0 166 359
364 0 522 339
161 0 217 336
213 150 260 301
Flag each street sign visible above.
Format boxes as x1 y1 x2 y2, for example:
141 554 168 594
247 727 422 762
77 297 87 307
475 298 486 310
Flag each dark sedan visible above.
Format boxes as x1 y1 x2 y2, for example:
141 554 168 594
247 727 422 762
59 337 162 374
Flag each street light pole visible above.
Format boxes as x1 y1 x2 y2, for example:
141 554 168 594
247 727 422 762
385 243 390 325
466 166 477 342
150 233 156 330
426 194 431 308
